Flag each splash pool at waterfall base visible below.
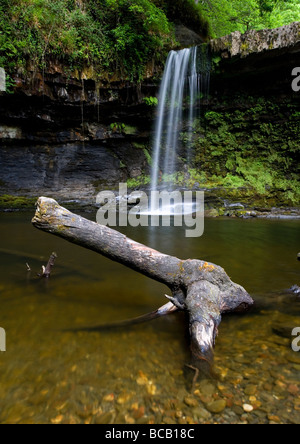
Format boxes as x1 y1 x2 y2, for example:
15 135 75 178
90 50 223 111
0 212 299 424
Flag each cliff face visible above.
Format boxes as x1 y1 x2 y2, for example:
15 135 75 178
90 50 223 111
0 23 299 206
209 22 300 95
0 60 159 202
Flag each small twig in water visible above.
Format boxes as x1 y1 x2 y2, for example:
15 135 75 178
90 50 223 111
185 364 200 390
38 252 58 278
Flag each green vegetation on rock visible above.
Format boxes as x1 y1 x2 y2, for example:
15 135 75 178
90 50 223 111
0 195 37 210
180 97 300 206
143 96 159 107
0 0 176 82
127 175 151 188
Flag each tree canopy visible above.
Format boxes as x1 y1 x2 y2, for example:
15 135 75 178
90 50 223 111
200 0 300 37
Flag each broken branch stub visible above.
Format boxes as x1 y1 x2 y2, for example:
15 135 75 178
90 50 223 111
32 197 254 372
43 252 58 278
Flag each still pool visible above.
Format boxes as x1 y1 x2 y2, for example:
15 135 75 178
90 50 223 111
0 212 299 424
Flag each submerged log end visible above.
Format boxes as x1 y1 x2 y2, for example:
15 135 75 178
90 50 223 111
190 320 216 367
186 278 253 376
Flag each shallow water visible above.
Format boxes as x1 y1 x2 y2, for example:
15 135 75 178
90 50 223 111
0 213 299 424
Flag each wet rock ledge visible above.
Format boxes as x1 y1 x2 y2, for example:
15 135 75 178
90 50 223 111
210 22 300 58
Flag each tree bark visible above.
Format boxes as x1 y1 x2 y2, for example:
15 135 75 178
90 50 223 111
42 252 57 278
32 197 254 373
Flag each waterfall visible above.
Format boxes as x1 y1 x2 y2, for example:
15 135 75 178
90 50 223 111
150 46 210 202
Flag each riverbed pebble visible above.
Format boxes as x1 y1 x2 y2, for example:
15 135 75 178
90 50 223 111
184 396 198 408
243 404 254 413
206 399 227 414
198 381 217 396
244 385 257 396
94 411 114 424
103 393 114 402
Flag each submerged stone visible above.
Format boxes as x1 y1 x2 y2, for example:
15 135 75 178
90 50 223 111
206 399 226 414
243 404 254 413
94 411 114 425
184 396 198 408
244 385 257 396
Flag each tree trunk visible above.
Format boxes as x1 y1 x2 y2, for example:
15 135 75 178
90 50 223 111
32 197 254 373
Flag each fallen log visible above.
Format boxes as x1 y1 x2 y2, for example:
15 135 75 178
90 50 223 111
32 197 254 374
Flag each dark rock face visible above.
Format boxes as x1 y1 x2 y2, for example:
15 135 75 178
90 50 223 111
210 23 300 59
0 73 155 201
210 23 300 97
0 142 146 200
175 24 204 48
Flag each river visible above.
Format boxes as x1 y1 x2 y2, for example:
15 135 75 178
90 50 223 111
0 212 299 424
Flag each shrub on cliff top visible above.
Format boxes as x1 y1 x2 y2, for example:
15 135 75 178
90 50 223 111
0 0 175 81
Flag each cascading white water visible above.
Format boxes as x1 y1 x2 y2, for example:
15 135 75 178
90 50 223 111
150 46 210 208
161 49 191 182
187 47 199 165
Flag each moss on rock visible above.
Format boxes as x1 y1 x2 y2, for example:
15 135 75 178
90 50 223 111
0 195 37 210
181 96 300 208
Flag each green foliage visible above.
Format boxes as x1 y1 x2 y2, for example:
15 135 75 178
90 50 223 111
96 0 174 80
123 124 138 135
222 174 246 188
185 169 207 187
143 148 153 166
204 111 224 125
266 1 300 28
212 56 222 69
0 0 175 82
143 96 158 106
199 0 261 37
0 0 299 83
127 175 151 188
1 72 15 94
199 0 300 38
156 169 207 188
0 194 37 209
191 98 300 205
110 122 125 133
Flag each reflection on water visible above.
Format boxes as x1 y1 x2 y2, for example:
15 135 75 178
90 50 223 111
0 212 299 424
